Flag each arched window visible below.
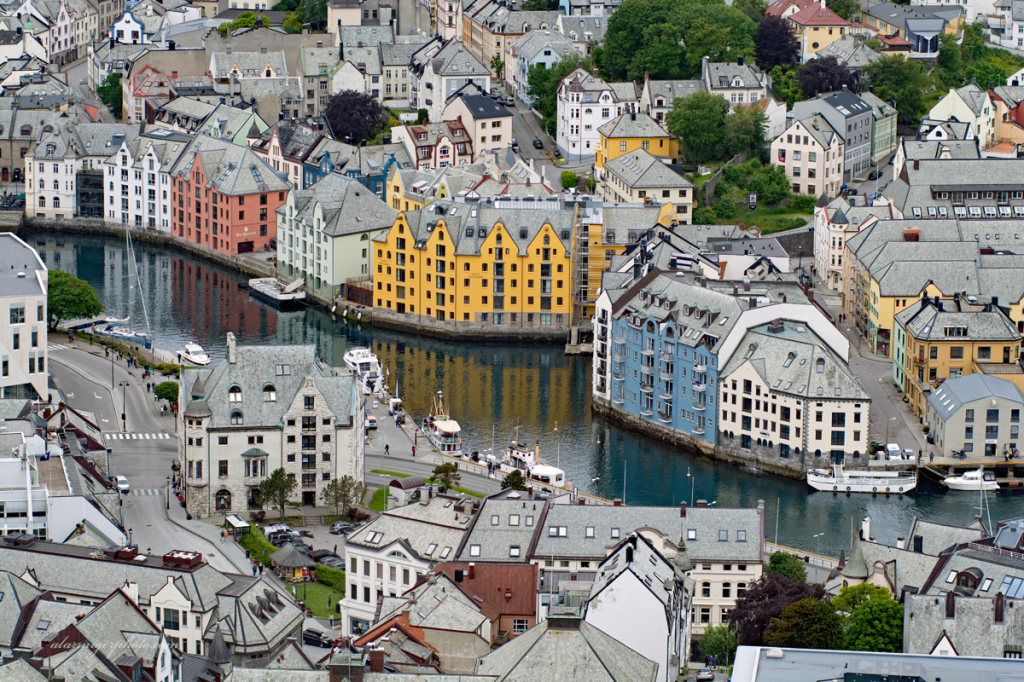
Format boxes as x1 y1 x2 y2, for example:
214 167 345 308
543 234 550 245
584 108 592 115
230 411 243 425
263 384 276 402
20 125 31 136
53 197 59 208
722 582 731 598
816 358 825 373
215 489 232 510
702 582 711 597
38 196 45 207
815 449 822 457
52 180 58 190
228 386 242 402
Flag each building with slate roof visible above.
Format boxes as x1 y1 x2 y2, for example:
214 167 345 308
905 589 1024 656
929 81 996 149
812 195 886 292
556 15 606 54
0 234 48 400
639 76 705 124
771 113 845 197
599 149 694 220
511 30 578 105
595 111 678 173
925 373 1024 457
102 127 191 231
0 536 303 664
475 605 658 682
700 57 769 112
371 196 577 336
169 134 289 256
555 67 639 163
895 294 1023 417
340 491 476 636
250 121 324 191
917 116 975 142
793 87 874 182
584 533 691 682
275 172 398 299
179 333 363 517
443 94 512 161
786 2 852 62
893 137 979 178
410 39 491 124
391 120 475 170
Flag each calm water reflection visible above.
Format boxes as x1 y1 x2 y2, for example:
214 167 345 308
34 233 1024 554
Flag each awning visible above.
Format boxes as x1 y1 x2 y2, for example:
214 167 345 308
241 448 269 458
225 514 250 529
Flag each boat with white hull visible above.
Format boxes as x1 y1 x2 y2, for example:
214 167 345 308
943 468 999 491
344 347 382 390
424 391 463 458
178 342 211 366
485 426 566 487
807 464 916 494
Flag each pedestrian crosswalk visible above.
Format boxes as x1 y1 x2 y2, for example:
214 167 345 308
47 343 70 352
105 432 173 440
127 488 163 496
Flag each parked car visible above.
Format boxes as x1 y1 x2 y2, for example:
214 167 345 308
302 629 333 648
264 522 291 534
330 521 353 534
267 531 301 546
868 171 879 180
553 149 562 158
532 139 543 149
114 475 130 492
319 557 346 569
695 670 715 682
289 541 314 554
846 187 859 195
311 550 340 562
501 96 514 107
364 409 377 430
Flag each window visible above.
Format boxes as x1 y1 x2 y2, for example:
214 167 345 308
687 529 696 540
585 526 595 538
513 619 528 634
737 530 746 542
719 530 728 541
470 544 481 556
702 582 711 597
228 386 242 402
510 545 521 557
722 583 731 598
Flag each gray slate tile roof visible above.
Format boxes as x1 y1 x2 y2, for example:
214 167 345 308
340 24 394 48
918 118 974 140
905 592 1024 656
900 139 979 163
346 495 470 562
603 149 694 190
459 497 549 562
896 299 1020 344
816 35 880 68
428 40 489 77
475 616 658 682
907 517 987 556
928 374 1024 422
378 572 488 632
0 570 43 647
556 15 607 43
211 51 288 78
596 112 669 139
182 340 355 429
282 173 397 237
922 546 1024 600
0 659 47 682
15 598 93 649
513 29 578 63
0 234 46 298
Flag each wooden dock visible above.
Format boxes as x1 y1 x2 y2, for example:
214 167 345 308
917 459 1024 486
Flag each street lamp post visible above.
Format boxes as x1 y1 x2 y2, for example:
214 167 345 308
119 380 129 431
884 416 898 447
814 532 825 555
166 475 171 511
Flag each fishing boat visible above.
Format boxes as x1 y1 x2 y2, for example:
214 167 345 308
343 347 382 388
178 342 211 366
486 428 566 487
807 464 916 494
943 468 999 491
248 277 306 310
424 391 463 458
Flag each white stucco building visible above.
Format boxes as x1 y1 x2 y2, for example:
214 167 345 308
556 67 639 162
103 128 190 230
0 234 47 401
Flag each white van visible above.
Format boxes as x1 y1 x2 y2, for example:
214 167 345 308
885 443 902 460
364 409 377 430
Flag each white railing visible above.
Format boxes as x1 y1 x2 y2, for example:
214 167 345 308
764 541 839 570
969 542 1024 561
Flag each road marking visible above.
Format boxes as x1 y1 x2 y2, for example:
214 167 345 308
127 488 163 496
101 418 109 423
47 344 69 351
94 393 102 399
105 433 172 440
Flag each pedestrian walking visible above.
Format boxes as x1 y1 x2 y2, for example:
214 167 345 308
334 544 337 554
221 529 227 544
259 564 264 575
412 445 416 458
384 443 389 456
252 564 257 576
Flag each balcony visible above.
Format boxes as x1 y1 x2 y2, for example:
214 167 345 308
658 410 672 423
613 351 626 362
613 394 625 404
660 352 673 363
692 426 705 435
640 407 654 416
660 389 673 400
243 475 263 486
596 349 607 360
693 402 707 412
597 330 608 341
597 381 607 393
640 382 654 393
660 370 673 381
694 362 707 372
641 347 655 356
613 369 625 380
694 382 708 393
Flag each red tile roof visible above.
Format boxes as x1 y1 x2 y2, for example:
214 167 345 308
788 4 852 26
765 0 816 18
436 563 538 618
879 33 913 47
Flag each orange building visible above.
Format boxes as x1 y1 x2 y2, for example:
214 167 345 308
170 134 291 255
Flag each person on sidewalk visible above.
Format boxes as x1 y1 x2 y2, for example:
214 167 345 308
221 529 227 543
412 445 416 458
384 443 389 456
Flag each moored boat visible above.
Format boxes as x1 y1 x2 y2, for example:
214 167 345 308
424 390 462 457
248 277 306 310
178 342 211 366
807 464 916 494
943 468 999 491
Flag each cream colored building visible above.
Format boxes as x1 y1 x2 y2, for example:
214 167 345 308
0 234 48 400
771 114 845 197
599 149 695 223
929 82 996 149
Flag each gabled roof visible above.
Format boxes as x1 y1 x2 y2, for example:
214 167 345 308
597 111 670 139
927 374 1024 422
788 3 851 25
603 149 693 190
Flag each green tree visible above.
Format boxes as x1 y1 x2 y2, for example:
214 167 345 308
748 164 790 206
864 54 929 121
97 74 123 119
48 270 104 330
528 53 582 133
961 23 986 63
272 0 298 9
966 60 1010 88
936 33 963 85
154 381 180 404
299 0 326 27
827 0 861 20
676 3 758 74
766 551 807 582
699 625 738 665
322 475 366 518
431 462 461 490
693 205 718 224
845 598 903 652
724 103 767 157
490 54 505 80
283 11 303 32
629 22 686 81
666 90 729 164
732 0 767 22
771 65 806 108
501 469 528 490
602 0 682 80
764 598 845 649
561 171 579 190
755 15 800 70
518 0 558 8
259 468 298 520
831 583 891 614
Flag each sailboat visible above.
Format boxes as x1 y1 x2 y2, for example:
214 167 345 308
94 229 153 348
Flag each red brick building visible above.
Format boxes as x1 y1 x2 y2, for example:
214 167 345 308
170 134 291 254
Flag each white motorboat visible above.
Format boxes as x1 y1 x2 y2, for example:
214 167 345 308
344 347 382 388
486 428 566 487
943 468 999 491
424 391 463 457
807 464 916 494
248 277 306 310
178 342 211 366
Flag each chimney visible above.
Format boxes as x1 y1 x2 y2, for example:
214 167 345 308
737 56 743 66
945 591 956 618
697 499 708 508
613 498 622 506
680 502 686 518
861 517 871 542
995 592 1005 623
971 76 976 86
913 159 919 170
317 40 323 48
467 563 475 579
897 537 905 550
226 332 237 364
369 649 385 673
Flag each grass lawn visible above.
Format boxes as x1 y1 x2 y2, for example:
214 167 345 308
371 470 409 477
290 580 345 619
747 214 810 233
369 487 389 512
689 173 714 187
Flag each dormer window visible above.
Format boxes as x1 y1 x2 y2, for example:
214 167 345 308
229 386 242 402
263 384 276 402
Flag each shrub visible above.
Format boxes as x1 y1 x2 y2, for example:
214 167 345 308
250 510 266 524
722 164 743 186
561 171 579 190
316 564 346 592
238 528 277 566
156 363 181 377
786 194 817 214
346 506 371 522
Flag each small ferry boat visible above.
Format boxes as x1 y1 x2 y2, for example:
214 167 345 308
178 342 211 366
487 430 566 487
343 347 382 389
424 391 463 458
807 464 916 494
943 468 999 491
248 278 306 310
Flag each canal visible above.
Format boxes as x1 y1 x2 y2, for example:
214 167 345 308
33 232 1024 555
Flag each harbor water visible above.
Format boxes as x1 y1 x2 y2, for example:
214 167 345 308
34 233 1024 555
